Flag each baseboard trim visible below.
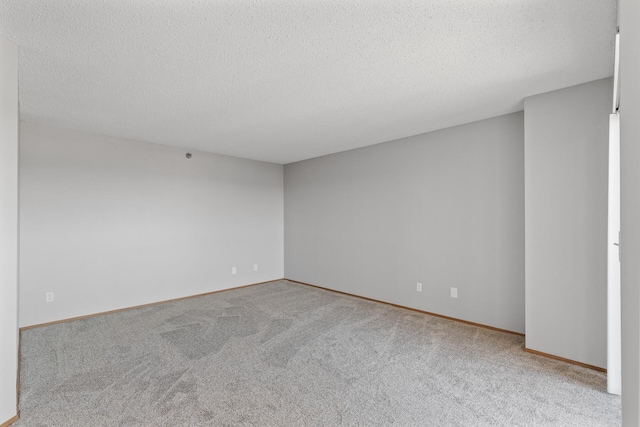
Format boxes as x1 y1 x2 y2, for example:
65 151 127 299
523 347 606 373
287 279 607 372
0 415 19 427
285 278 525 337
20 279 285 331
17 279 605 383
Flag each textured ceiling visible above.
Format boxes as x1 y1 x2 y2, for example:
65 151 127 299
0 0 616 164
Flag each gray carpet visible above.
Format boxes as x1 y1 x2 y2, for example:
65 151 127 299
15 280 620 426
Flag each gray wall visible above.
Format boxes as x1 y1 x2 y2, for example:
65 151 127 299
620 0 640 423
0 37 18 425
285 112 525 333
19 122 284 327
524 78 612 368
0 36 19 425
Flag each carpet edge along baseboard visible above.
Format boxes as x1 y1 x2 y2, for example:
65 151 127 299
286 279 606 374
523 347 606 373
0 414 19 427
285 279 524 336
19 279 285 331
18 277 605 374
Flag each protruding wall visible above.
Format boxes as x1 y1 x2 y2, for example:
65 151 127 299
524 78 612 369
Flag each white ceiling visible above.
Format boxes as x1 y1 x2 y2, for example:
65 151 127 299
0 0 616 164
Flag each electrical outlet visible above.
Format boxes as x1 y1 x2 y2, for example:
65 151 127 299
45 292 54 303
232 267 237 275
450 287 458 298
253 264 258 271
416 282 422 292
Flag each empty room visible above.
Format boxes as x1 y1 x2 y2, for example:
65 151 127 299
1 0 640 426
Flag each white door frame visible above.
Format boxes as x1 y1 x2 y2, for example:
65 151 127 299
608 111 621 395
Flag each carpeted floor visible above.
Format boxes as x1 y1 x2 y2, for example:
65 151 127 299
15 280 621 426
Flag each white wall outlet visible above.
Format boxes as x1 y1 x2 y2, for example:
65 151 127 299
416 282 422 292
253 264 258 271
450 287 458 298
232 267 237 275
45 292 54 302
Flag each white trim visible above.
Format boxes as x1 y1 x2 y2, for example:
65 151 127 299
607 112 621 395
